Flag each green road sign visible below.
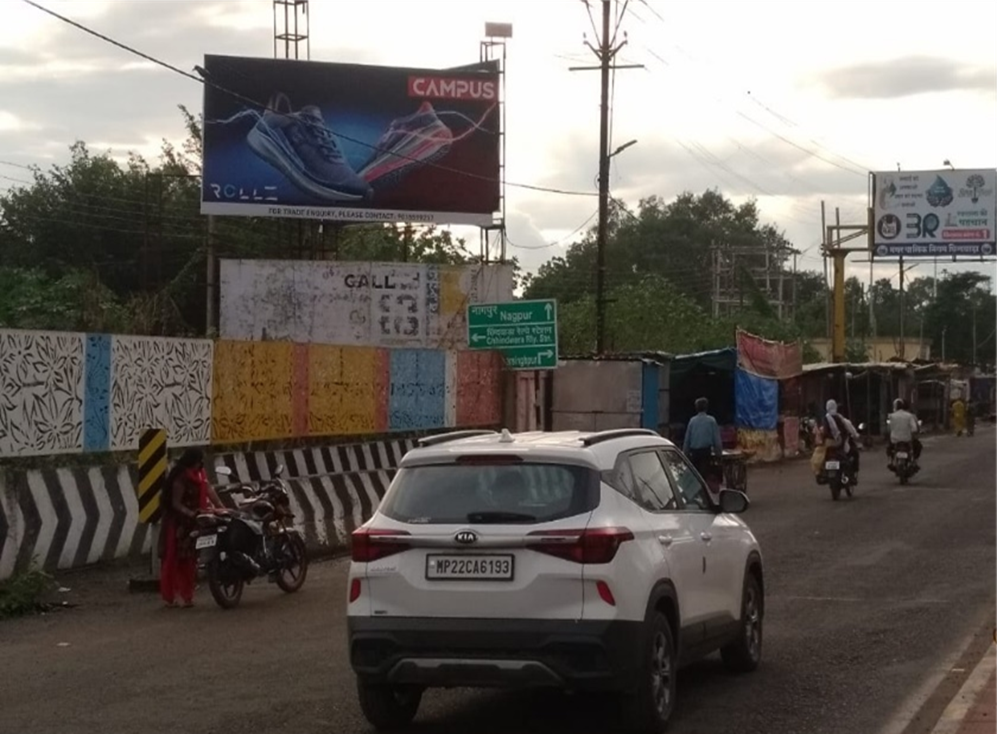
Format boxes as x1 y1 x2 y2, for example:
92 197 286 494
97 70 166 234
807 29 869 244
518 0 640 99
467 300 558 370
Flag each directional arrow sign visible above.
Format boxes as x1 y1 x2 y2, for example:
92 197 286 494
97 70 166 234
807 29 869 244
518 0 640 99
467 299 558 370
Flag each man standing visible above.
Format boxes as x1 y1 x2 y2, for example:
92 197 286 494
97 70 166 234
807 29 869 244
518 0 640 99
683 397 724 489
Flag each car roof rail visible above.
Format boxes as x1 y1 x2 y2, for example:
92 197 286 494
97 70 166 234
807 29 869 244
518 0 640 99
417 430 499 447
580 428 660 447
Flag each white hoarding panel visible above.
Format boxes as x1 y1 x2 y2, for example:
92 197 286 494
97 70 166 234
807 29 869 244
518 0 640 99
873 169 996 257
219 259 515 348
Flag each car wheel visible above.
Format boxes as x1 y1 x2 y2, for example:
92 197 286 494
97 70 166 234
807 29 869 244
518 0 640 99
721 572 763 673
621 611 676 733
356 678 423 731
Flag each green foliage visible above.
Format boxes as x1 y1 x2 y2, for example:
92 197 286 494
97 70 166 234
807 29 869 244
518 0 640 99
0 568 55 619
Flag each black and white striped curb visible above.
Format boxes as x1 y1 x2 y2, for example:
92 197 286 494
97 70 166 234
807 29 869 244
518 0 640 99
0 438 416 580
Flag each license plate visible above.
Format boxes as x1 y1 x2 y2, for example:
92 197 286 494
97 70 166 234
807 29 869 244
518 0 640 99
825 461 840 471
896 452 909 459
195 534 217 550
426 554 514 581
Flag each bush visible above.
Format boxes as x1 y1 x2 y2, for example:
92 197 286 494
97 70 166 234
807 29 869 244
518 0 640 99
0 568 56 619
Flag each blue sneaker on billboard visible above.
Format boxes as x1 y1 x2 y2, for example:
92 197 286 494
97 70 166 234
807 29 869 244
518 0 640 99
358 101 454 187
247 93 372 202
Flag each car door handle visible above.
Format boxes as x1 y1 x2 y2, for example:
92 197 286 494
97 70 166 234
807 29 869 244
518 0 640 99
700 532 712 542
657 535 674 547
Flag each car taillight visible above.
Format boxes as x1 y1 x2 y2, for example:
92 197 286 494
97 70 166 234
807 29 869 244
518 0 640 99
349 578 361 603
526 527 634 564
351 528 411 562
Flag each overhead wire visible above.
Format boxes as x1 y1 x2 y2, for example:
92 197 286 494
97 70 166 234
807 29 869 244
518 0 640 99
20 0 597 199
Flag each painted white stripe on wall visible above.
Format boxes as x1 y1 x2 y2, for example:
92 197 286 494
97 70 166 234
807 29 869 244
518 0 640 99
361 444 376 472
357 474 383 515
0 474 20 580
57 468 86 570
26 472 56 569
116 466 139 560
343 478 364 532
87 467 114 565
327 447 345 475
232 453 252 483
318 475 347 546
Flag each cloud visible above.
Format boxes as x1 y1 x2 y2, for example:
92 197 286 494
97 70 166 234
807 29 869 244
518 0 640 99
813 56 997 100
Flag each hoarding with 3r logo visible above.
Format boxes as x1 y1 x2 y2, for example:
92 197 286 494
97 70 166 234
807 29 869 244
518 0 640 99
200 54 501 226
872 168 996 258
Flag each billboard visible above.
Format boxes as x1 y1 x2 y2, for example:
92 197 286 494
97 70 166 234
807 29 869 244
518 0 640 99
201 55 500 225
872 169 996 258
218 259 515 349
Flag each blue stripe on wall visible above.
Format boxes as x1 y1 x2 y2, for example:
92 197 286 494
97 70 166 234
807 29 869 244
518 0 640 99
388 349 446 432
83 334 111 452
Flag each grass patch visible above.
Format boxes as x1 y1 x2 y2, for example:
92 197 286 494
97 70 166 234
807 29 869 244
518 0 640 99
0 568 56 619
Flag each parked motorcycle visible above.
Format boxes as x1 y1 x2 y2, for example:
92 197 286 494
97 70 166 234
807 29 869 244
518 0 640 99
193 465 308 609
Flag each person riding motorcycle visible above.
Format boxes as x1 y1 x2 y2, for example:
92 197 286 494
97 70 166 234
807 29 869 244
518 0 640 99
887 398 921 468
823 399 861 482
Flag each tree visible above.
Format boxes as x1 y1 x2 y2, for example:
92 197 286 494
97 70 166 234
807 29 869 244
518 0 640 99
523 190 794 313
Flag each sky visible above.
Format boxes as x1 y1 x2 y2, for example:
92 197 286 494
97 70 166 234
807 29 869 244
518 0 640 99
1 0 995 291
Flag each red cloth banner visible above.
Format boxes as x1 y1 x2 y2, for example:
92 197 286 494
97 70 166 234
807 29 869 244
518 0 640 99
736 329 803 379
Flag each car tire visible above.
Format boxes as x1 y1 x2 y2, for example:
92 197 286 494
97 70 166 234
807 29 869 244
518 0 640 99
621 611 677 733
721 572 763 673
356 678 423 731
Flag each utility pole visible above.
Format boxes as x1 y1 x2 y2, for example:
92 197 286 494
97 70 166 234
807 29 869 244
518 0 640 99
898 255 905 361
570 0 641 354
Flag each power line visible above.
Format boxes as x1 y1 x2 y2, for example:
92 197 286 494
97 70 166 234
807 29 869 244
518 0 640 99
20 0 597 199
507 209 599 250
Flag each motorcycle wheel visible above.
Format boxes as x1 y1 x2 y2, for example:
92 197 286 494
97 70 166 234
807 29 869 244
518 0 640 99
275 534 308 594
207 560 244 610
829 477 841 501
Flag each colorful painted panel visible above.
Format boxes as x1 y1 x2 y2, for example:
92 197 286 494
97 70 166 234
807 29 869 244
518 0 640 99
83 335 111 452
308 346 388 436
0 330 84 457
212 341 294 443
456 350 502 427
109 336 214 451
388 349 446 431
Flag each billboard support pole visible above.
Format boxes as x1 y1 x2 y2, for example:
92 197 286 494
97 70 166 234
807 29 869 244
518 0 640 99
481 23 512 264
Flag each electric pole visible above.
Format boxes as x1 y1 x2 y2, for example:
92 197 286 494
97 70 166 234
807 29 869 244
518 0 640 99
570 0 641 354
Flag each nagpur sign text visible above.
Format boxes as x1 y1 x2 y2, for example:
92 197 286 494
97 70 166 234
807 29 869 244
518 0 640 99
467 300 558 370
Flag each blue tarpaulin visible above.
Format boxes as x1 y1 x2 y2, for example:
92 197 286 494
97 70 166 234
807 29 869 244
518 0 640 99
734 367 778 430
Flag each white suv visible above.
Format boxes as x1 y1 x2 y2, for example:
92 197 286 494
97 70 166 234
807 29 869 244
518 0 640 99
346 428 764 732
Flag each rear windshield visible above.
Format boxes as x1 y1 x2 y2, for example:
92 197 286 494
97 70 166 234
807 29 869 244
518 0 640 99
380 462 598 525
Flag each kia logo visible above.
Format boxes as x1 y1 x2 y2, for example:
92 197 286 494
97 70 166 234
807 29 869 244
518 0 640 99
454 530 478 545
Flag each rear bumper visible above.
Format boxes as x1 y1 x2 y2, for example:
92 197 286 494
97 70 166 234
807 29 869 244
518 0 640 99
348 616 642 691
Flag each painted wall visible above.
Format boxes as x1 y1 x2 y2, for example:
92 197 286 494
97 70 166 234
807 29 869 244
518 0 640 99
218 259 515 349
0 331 213 457
211 342 500 444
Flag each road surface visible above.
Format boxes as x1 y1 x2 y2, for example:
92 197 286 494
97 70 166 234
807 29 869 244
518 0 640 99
1 427 994 734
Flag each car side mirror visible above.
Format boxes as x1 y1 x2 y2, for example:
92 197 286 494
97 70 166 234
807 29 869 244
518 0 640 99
718 489 750 514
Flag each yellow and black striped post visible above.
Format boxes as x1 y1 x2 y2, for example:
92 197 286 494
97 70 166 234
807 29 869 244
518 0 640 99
137 428 167 525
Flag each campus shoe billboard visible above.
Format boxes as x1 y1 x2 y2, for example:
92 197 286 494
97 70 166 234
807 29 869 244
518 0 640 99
200 55 501 226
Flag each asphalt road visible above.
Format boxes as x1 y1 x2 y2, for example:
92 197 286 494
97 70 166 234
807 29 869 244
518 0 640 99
1 427 994 734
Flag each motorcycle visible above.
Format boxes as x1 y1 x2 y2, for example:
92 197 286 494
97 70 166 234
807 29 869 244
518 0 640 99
815 422 864 501
192 465 308 609
887 417 924 485
799 417 818 453
889 441 918 485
